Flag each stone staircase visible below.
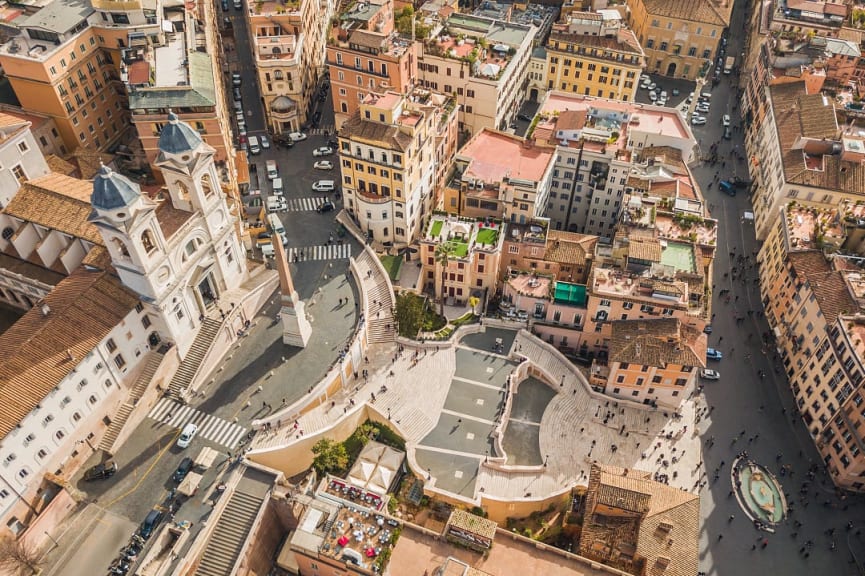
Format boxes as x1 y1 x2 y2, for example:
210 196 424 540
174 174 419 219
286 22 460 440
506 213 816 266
355 250 395 344
167 318 222 399
195 490 265 576
98 350 166 453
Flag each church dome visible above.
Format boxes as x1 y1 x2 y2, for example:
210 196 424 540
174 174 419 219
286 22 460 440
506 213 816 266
157 110 204 154
91 164 141 210
271 96 296 113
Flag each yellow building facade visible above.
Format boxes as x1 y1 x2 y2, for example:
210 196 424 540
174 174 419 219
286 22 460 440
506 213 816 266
545 14 644 101
625 0 731 80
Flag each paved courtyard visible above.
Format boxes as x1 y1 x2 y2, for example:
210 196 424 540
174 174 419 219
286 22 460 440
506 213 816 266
250 325 705 506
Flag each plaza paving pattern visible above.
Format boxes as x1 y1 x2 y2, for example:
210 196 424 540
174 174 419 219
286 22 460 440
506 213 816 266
249 326 705 505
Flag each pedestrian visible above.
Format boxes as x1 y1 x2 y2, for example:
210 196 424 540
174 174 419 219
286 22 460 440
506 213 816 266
718 534 723 541
728 514 735 522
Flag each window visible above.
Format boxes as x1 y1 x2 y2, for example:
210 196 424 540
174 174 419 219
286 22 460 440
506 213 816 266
106 338 117 353
114 354 126 369
88 395 98 405
141 230 156 253
11 165 26 183
141 315 151 329
55 430 65 440
37 449 48 460
17 141 28 153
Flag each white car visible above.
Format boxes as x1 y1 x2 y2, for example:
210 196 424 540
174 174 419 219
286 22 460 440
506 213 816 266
649 91 658 102
287 132 307 142
657 99 667 107
660 90 668 100
691 116 707 126
696 105 710 114
313 160 333 170
260 135 271 149
312 146 334 157
648 82 657 91
700 369 721 380
722 114 731 127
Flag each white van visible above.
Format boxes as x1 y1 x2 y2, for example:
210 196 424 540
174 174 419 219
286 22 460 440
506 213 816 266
267 213 287 245
312 180 335 193
272 177 284 196
266 160 278 180
248 136 261 155
260 243 275 258
177 423 198 449
266 196 287 213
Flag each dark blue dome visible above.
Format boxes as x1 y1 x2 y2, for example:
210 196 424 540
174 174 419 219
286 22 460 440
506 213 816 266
157 110 203 154
91 164 140 210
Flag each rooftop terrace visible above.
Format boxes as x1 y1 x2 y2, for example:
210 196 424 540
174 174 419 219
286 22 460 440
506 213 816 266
293 500 400 574
425 215 503 257
507 273 552 299
783 203 845 252
592 266 689 307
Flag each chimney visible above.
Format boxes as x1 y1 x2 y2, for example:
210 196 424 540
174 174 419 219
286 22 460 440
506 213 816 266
66 349 75 362
40 303 50 317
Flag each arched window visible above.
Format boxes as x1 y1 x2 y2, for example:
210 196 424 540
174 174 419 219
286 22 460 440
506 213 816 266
88 395 98 405
201 174 214 197
36 449 48 460
141 230 156 254
55 430 65 441
112 238 130 258
18 468 29 479
72 412 82 423
175 181 189 200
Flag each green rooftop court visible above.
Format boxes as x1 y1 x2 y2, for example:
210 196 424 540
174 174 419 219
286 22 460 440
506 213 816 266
475 227 499 246
553 282 587 306
430 219 444 238
446 240 469 257
660 241 697 274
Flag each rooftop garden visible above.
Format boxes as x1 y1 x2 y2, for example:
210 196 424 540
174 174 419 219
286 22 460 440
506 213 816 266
475 227 499 246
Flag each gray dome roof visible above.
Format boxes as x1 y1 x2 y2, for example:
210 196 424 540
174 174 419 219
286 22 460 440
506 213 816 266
271 96 296 113
157 110 203 154
91 164 141 210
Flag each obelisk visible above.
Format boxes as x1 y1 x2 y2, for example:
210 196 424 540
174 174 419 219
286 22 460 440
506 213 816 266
272 237 312 347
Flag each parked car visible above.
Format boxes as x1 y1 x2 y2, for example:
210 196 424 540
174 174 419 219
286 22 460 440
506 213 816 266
317 201 335 213
287 132 307 142
703 324 713 334
649 91 658 102
517 113 532 122
84 461 117 481
173 457 193 483
327 138 339 148
723 126 732 140
700 369 721 380
722 114 731 127
221 0 228 9
260 135 271 149
312 146 334 157
648 82 657 91
232 88 242 101
139 509 164 540
313 160 333 170
231 73 241 87
706 348 723 361
691 116 707 126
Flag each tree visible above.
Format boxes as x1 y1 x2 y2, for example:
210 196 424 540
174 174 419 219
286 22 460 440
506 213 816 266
0 536 45 575
468 296 480 315
395 5 431 39
434 243 457 317
394 292 424 338
311 438 349 475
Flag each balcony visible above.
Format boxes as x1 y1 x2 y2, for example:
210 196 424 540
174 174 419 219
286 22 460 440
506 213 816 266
255 34 299 62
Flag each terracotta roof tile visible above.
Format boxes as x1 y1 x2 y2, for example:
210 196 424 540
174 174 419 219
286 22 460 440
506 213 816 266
4 173 103 245
45 154 78 177
642 0 731 26
609 318 706 368
585 464 700 576
788 251 858 324
340 111 413 152
546 230 597 266
0 268 139 436
628 238 662 262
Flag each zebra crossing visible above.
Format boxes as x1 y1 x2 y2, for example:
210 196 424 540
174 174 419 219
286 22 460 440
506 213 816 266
283 197 327 212
308 125 335 136
288 243 351 262
148 397 247 449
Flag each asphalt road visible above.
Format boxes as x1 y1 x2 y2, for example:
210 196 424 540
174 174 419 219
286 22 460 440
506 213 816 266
692 0 865 573
46 7 362 573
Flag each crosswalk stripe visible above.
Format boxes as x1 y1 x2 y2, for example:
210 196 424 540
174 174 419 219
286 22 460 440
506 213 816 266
287 243 351 262
146 398 247 449
285 197 321 212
